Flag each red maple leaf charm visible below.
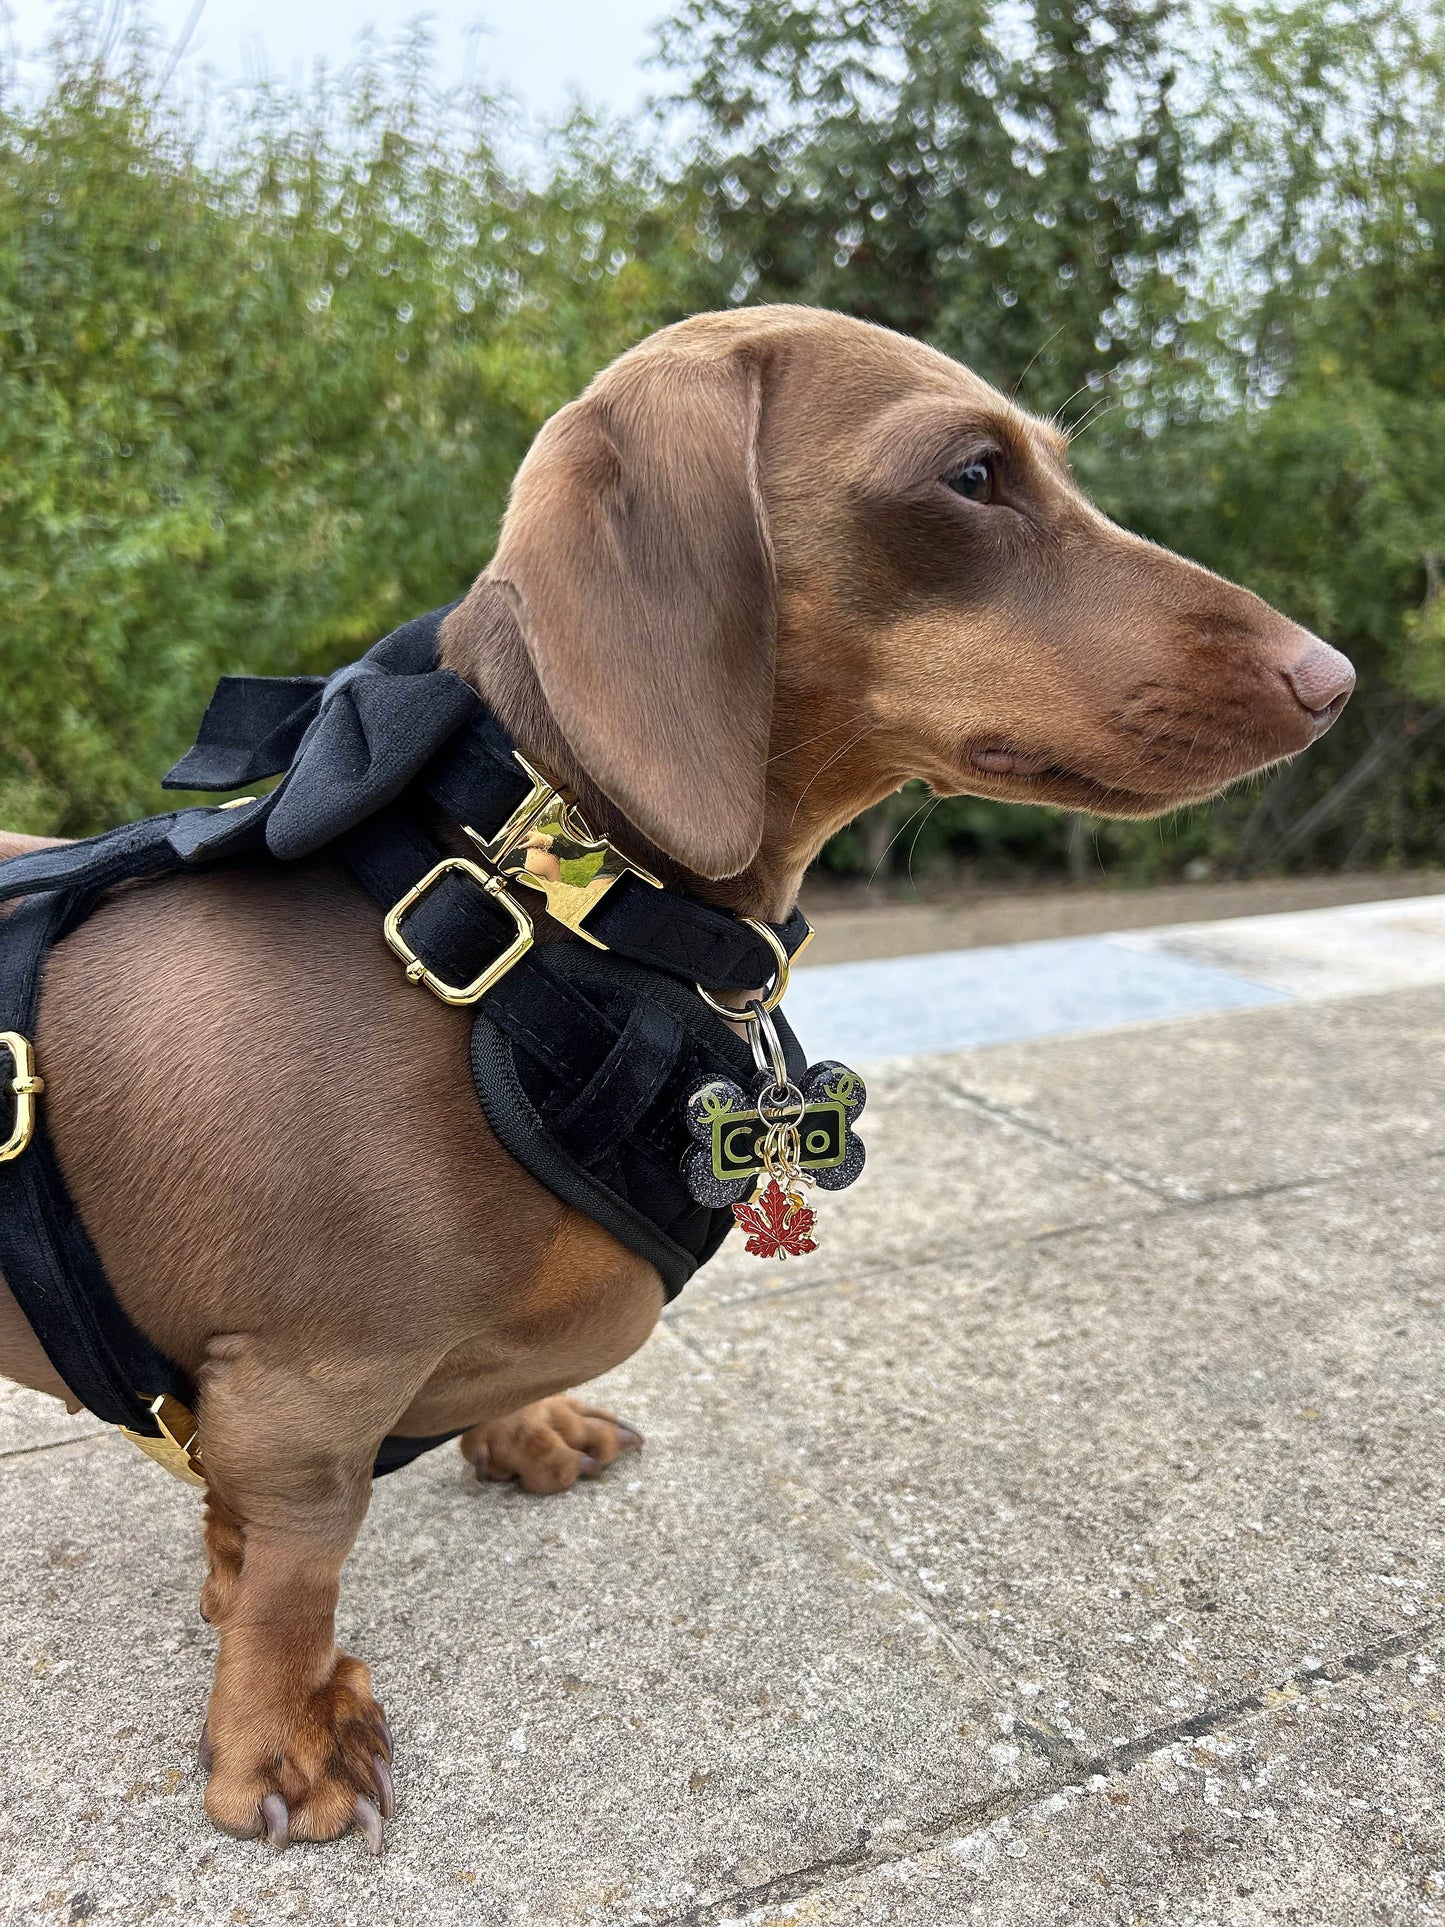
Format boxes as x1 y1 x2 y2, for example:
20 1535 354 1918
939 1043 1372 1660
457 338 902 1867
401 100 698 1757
732 1178 819 1259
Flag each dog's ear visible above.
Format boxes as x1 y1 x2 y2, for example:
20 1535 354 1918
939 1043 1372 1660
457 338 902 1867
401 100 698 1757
490 349 774 880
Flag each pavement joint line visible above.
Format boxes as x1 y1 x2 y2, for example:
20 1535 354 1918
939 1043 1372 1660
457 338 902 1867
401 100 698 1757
655 1614 1445 1927
0 1427 110 1467
1176 1141 1445 1212
947 1084 1197 1202
662 1317 1011 1703
668 1140 1445 1323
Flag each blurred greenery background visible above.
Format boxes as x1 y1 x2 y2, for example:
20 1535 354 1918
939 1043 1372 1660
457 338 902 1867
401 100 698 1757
2 0 1443 888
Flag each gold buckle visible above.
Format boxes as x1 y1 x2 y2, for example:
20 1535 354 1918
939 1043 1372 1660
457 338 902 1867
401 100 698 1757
118 1394 206 1488
467 754 662 947
0 1031 43 1163
386 754 661 1006
383 857 535 1006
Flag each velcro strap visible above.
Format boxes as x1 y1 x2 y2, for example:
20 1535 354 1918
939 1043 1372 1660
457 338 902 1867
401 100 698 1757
482 959 623 1085
548 997 682 1166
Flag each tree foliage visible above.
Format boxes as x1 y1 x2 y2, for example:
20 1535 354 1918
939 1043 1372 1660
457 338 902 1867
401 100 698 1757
659 0 1194 410
1 0 1442 884
0 17 699 832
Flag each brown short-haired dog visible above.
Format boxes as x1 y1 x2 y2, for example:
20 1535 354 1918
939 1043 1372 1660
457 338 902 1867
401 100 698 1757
0 306 1352 1850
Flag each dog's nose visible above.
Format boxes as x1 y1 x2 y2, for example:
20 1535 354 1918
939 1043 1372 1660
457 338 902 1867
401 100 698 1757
1282 639 1355 723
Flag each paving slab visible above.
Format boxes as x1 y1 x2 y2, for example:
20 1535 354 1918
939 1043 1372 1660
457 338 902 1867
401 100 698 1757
783 936 1285 1061
785 892 1445 1059
1120 892 1445 1000
0 1326 1039 1927
3 969 1444 1925
732 1630 1445 1925
678 1056 1159 1310
0 1379 105 1457
945 984 1445 1199
673 1158 1445 1753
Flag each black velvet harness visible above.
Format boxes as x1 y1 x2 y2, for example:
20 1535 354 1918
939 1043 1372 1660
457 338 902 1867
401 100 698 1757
0 606 810 1478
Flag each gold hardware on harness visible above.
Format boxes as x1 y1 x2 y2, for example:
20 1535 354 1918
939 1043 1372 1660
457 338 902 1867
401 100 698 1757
119 1393 206 1488
383 857 534 1006
469 754 663 945
385 754 661 1006
694 916 813 1021
0 1031 43 1163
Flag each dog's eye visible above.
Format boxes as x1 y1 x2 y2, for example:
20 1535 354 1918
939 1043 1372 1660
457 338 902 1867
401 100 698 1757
944 458 994 504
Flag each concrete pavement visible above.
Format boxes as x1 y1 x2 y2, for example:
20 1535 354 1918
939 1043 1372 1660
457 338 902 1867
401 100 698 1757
785 891 1445 1057
2 901 1443 1925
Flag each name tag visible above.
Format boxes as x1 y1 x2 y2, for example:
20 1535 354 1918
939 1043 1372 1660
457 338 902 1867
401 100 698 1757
712 1101 846 1182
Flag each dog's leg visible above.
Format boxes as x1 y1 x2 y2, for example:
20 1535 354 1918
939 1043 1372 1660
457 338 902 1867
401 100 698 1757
459 1396 643 1496
194 1335 408 1850
199 1490 245 1626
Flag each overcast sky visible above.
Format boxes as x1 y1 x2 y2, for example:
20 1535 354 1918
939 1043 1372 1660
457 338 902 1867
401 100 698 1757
4 0 671 119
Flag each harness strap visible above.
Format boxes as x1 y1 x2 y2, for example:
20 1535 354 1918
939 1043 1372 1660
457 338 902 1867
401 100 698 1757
158 604 811 992
0 809 231 907
0 604 811 1474
0 892 190 1433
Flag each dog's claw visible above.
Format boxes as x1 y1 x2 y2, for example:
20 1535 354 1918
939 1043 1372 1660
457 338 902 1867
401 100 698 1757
577 1452 604 1478
371 1752 396 1820
354 1793 385 1855
469 1444 491 1481
260 1793 290 1850
198 1720 213 1774
377 1715 393 1759
615 1422 644 1451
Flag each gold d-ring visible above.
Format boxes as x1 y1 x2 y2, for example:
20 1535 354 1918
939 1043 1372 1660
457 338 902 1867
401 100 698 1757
695 918 797 1019
0 1031 42 1163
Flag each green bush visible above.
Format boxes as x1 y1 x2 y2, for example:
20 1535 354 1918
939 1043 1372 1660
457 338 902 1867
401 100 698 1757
3 1 1442 887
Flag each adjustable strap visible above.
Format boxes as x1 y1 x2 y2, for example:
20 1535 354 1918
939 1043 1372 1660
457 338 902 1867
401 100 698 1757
163 605 811 997
419 714 811 991
0 810 229 908
581 879 811 991
0 891 189 1438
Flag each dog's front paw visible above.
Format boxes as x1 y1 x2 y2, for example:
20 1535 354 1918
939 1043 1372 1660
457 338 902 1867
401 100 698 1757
202 1652 394 1851
460 1395 643 1495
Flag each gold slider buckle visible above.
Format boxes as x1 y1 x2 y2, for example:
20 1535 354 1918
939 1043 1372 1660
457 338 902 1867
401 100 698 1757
0 1031 43 1163
119 1393 206 1488
383 857 534 1006
466 753 662 947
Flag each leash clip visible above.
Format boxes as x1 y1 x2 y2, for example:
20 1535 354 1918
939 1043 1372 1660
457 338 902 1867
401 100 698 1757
468 753 663 945
0 1031 43 1163
386 753 663 1006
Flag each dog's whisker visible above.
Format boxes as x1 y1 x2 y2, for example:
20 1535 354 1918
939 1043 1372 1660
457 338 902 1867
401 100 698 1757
789 721 881 827
905 795 944 895
1065 398 1116 444
865 792 937 888
1009 325 1065 404
1048 379 1099 430
766 710 873 766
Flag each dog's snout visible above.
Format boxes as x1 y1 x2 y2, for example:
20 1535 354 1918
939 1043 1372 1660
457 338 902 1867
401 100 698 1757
1281 639 1355 724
